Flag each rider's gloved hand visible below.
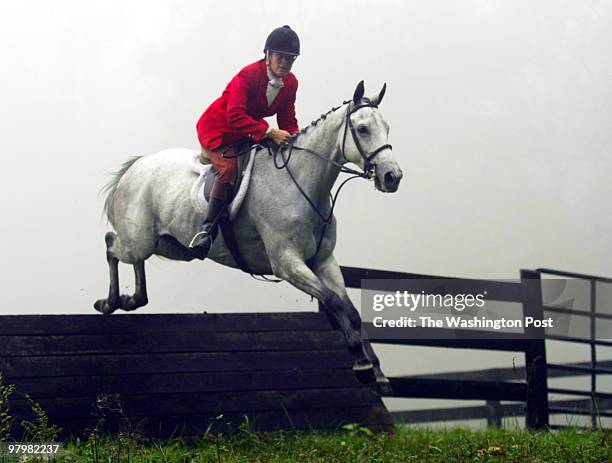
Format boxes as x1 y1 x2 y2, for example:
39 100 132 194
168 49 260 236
267 128 293 146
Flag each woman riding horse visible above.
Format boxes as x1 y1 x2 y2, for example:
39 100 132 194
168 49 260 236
189 25 301 259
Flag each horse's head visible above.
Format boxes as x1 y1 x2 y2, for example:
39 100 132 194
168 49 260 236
339 81 403 192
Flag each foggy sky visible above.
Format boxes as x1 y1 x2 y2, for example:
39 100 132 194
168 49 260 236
2 0 610 314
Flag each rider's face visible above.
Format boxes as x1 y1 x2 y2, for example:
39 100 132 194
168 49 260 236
268 52 296 78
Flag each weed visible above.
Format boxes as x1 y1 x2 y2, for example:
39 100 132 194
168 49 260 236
0 373 16 441
19 394 62 442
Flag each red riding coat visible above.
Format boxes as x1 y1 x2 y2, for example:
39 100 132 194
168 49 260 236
197 58 299 150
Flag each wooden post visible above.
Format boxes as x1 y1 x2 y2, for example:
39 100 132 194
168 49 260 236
486 400 503 428
521 270 550 429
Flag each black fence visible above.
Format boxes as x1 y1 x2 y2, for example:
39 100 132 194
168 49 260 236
2 266 608 438
0 312 392 440
536 268 612 430
340 266 612 430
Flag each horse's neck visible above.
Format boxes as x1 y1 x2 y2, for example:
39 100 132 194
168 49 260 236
284 107 346 202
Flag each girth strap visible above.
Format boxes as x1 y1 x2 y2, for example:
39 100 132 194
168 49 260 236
219 219 253 275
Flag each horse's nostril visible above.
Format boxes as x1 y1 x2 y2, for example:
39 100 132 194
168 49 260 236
384 172 397 188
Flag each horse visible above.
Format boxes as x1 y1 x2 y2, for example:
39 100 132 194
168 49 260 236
95 81 403 393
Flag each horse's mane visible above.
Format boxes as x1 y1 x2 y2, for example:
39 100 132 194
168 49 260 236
293 99 352 139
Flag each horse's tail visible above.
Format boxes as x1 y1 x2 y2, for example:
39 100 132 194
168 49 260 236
100 156 143 224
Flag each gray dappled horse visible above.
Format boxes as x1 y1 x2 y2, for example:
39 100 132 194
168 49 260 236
96 81 403 393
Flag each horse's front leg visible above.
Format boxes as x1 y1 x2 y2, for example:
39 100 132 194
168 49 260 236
312 254 393 395
269 249 375 384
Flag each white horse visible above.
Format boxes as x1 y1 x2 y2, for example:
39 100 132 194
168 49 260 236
96 81 403 393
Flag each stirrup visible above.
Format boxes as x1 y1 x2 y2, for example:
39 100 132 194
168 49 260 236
188 230 211 248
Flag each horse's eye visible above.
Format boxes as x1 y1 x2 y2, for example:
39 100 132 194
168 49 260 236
357 125 368 134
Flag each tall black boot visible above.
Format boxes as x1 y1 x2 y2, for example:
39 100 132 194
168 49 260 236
189 184 229 260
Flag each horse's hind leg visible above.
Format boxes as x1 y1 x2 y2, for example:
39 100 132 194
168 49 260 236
94 232 122 315
119 261 148 311
109 234 194 312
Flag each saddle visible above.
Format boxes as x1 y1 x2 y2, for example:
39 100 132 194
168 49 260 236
196 139 262 274
200 139 257 202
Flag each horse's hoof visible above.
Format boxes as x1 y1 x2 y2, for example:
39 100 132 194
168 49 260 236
94 298 118 315
353 362 376 384
376 378 394 396
119 294 147 311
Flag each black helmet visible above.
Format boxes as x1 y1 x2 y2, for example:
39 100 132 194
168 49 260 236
263 25 300 56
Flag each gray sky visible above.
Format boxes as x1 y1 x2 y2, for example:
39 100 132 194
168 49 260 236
1 0 611 428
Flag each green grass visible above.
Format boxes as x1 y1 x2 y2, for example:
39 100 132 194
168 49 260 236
12 425 609 463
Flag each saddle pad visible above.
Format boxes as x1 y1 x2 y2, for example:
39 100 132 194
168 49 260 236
189 147 257 220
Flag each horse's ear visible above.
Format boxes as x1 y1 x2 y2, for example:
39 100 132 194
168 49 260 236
371 82 386 106
353 80 365 105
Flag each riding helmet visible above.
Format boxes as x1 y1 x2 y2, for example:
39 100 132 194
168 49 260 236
263 25 300 56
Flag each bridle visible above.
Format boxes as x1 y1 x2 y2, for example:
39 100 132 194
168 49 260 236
268 100 392 263
220 99 393 276
267 99 393 217
340 99 393 179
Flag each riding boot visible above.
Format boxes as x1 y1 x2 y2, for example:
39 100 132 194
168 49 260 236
189 180 230 260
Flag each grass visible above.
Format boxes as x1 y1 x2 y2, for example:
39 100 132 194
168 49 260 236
2 377 611 462
2 424 606 463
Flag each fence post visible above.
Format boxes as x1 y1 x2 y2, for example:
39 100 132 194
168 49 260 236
486 400 503 428
521 269 549 430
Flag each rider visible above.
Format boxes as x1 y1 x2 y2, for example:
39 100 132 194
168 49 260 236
189 25 301 260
